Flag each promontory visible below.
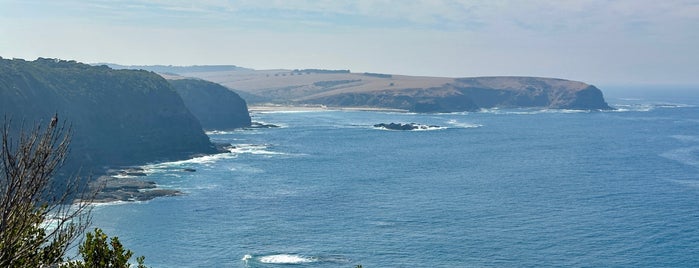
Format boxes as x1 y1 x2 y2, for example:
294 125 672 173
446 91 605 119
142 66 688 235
167 68 612 112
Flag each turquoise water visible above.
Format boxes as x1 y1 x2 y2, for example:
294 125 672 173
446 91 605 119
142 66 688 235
89 89 699 267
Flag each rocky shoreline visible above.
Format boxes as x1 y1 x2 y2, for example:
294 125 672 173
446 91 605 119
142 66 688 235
85 167 195 203
374 122 442 131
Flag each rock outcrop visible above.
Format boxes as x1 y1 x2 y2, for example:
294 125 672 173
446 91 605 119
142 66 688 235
88 175 183 203
374 123 442 131
169 78 252 130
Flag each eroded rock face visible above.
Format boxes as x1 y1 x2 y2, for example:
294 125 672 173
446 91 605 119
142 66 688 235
169 79 252 130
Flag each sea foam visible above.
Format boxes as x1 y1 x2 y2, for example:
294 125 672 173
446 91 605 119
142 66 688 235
256 254 317 264
477 108 589 115
228 144 286 155
446 119 482 129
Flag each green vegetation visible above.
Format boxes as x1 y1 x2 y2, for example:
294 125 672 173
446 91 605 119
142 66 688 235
362 72 392 78
313 79 361 88
0 116 92 267
0 116 146 267
64 228 147 268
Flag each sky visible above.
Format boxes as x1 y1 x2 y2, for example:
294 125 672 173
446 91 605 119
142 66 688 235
1 0 698 86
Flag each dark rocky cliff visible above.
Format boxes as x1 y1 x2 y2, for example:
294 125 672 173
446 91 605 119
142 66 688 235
0 58 216 173
453 77 611 110
169 79 251 130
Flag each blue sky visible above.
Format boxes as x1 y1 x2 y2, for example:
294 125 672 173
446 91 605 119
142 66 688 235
1 0 698 85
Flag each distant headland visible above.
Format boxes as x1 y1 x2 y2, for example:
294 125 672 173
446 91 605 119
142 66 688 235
121 65 613 113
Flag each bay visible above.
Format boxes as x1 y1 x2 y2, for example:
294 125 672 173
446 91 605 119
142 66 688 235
89 88 699 267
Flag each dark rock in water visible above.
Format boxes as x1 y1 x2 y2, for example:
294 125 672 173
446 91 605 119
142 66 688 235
374 123 441 131
87 175 182 203
247 122 280 129
134 189 182 201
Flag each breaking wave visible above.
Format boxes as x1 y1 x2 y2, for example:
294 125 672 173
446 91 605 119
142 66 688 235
143 144 289 170
610 102 695 112
205 130 246 135
242 253 352 265
243 254 318 264
477 108 590 115
147 153 238 168
227 144 286 155
446 119 482 129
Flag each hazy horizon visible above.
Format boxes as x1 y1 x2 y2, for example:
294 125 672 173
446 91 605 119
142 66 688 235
1 0 698 86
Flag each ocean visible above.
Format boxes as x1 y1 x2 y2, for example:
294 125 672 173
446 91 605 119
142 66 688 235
88 87 699 267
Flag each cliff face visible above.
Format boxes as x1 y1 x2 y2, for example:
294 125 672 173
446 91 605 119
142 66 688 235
169 79 251 130
452 77 612 111
0 58 216 172
303 77 611 112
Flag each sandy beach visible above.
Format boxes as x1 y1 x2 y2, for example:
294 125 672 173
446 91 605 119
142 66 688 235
248 104 408 113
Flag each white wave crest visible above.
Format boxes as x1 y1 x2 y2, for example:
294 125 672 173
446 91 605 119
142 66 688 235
257 110 323 114
608 104 654 112
446 119 482 128
111 174 138 179
257 254 318 264
93 200 139 206
228 144 286 155
205 130 240 135
477 108 589 115
147 153 237 168
140 144 289 170
609 102 695 112
411 125 447 131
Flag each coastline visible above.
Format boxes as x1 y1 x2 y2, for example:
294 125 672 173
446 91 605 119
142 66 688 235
83 172 183 204
248 104 408 113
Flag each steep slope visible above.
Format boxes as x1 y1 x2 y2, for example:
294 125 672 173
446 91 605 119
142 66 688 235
0 58 217 173
169 79 251 130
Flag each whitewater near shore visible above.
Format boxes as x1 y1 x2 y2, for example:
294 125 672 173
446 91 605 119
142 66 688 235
86 89 699 267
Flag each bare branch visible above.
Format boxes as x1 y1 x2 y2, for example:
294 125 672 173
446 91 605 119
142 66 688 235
0 115 96 267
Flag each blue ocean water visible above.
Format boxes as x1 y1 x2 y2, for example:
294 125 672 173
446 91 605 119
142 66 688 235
89 88 699 267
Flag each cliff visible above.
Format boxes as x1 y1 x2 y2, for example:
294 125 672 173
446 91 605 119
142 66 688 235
169 79 251 130
0 58 217 173
172 68 612 112
303 77 611 112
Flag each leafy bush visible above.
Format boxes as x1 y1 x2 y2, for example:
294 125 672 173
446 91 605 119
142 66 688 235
63 228 147 268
